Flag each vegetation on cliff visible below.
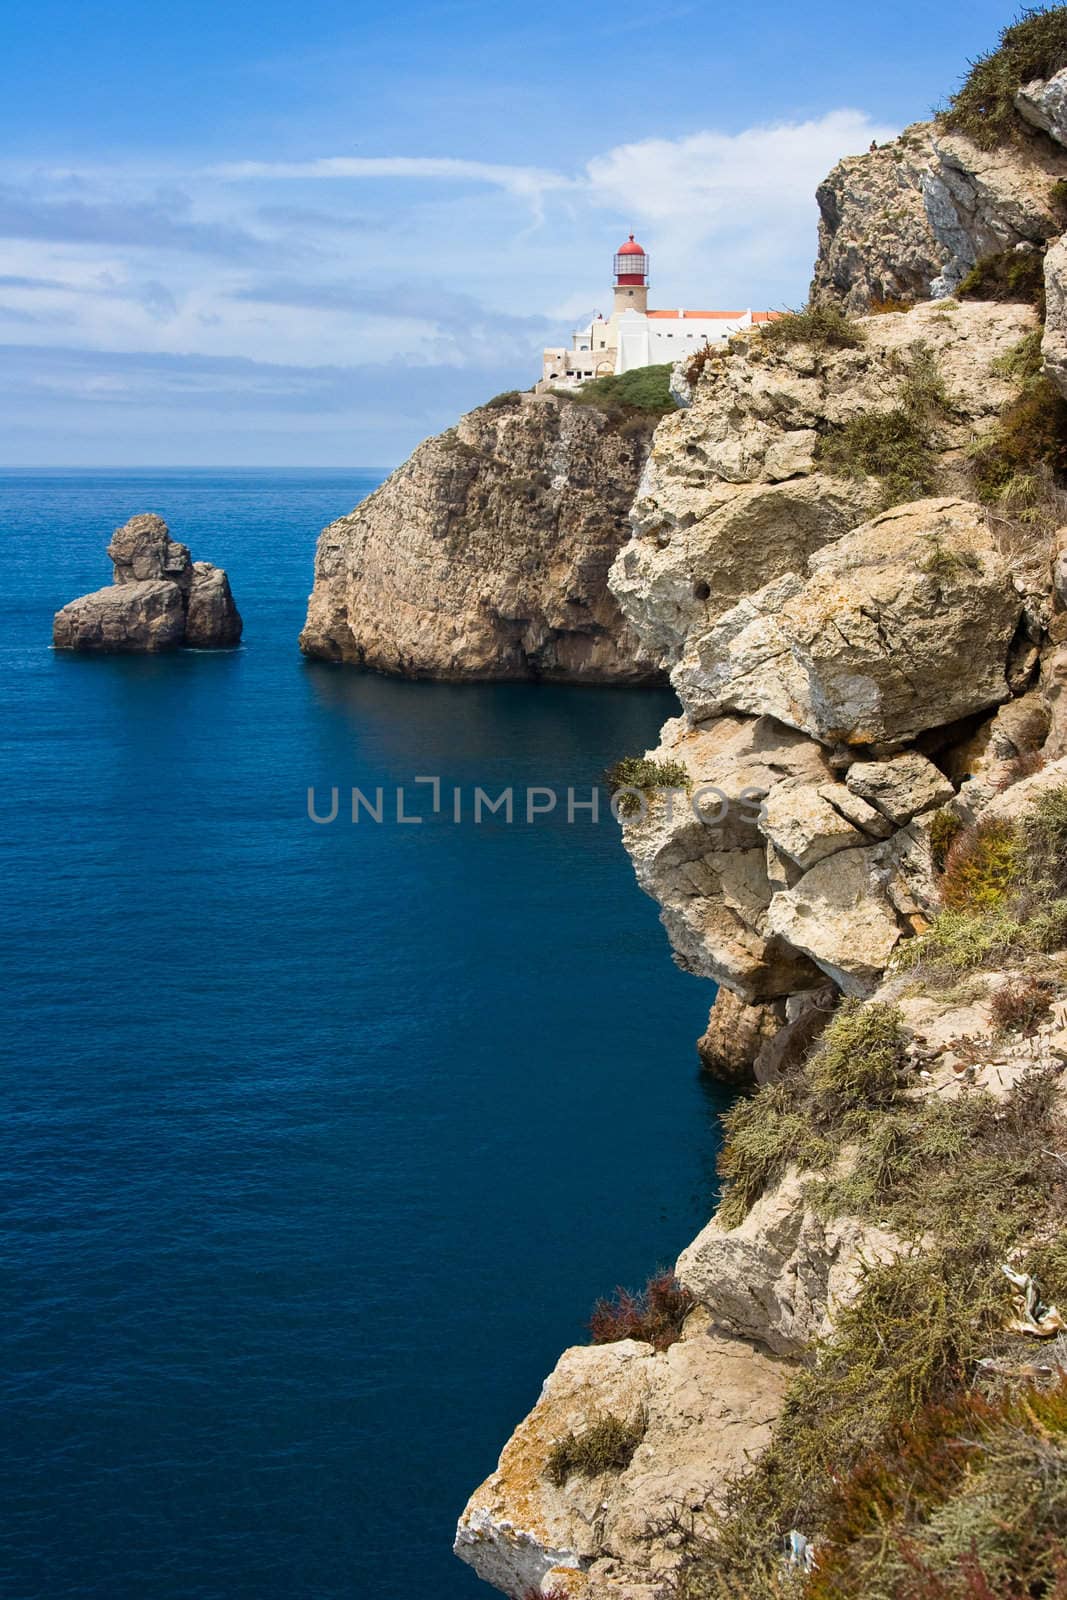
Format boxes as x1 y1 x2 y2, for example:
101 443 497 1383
940 4 1067 150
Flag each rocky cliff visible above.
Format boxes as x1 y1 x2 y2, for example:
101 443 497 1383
456 14 1067 1598
300 390 663 681
53 514 241 653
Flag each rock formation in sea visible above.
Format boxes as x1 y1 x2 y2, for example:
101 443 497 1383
299 389 663 681
53 514 242 653
455 13 1067 1597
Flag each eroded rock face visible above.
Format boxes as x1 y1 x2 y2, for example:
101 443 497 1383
696 988 786 1084
454 1311 790 1600
1016 69 1067 146
676 1171 905 1358
810 123 949 312
673 498 1021 744
922 129 1067 292
300 392 662 681
611 301 1033 688
1043 234 1067 400
53 514 241 653
52 580 187 654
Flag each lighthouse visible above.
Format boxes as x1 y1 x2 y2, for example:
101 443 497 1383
538 236 779 388
613 233 649 314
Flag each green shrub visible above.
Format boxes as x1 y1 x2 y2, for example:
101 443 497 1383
991 327 1044 381
604 755 689 816
957 248 1047 310
570 363 677 417
814 343 952 508
928 808 964 871
483 389 524 409
715 1002 909 1228
971 376 1067 500
1023 782 1067 894
545 1411 646 1485
895 907 1030 974
1052 175 1067 216
940 5 1067 150
760 304 865 351
941 817 1022 910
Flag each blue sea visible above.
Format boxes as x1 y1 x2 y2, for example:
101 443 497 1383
0 470 726 1600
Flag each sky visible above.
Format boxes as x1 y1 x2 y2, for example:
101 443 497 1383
0 0 1023 466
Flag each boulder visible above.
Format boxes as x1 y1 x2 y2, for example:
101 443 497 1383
454 1311 790 1598
185 562 242 648
618 713 828 1001
844 751 955 825
52 580 186 653
676 1169 905 1358
1015 70 1067 146
765 845 903 996
674 500 1021 745
54 514 241 653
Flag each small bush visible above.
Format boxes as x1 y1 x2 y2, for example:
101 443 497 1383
761 304 865 351
570 364 677 418
941 818 1022 910
940 5 1067 150
815 342 952 508
588 1272 694 1351
992 327 1045 382
971 377 1067 501
1029 896 1067 950
958 248 1046 311
604 755 689 817
896 907 1030 974
869 296 915 314
1053 175 1067 217
990 975 1054 1033
715 1002 909 1228
1023 783 1067 895
483 389 523 410
545 1411 646 1486
929 808 964 870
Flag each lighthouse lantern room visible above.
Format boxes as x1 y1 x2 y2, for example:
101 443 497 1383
612 234 649 313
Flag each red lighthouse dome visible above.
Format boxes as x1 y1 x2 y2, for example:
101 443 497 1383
613 233 649 286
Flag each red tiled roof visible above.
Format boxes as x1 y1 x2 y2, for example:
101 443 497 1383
646 309 781 320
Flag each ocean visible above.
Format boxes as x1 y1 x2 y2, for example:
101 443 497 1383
0 469 726 1599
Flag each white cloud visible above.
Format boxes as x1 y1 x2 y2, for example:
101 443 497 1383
212 155 572 205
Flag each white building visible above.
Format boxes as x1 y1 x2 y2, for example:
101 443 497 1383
540 235 778 387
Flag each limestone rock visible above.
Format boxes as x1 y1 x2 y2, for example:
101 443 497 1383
107 512 192 589
810 123 949 311
922 130 1067 292
54 514 241 653
300 391 661 681
185 562 242 648
674 500 1020 745
845 751 954 825
618 713 828 1001
454 1312 790 1598
1015 70 1067 146
52 580 186 653
676 1169 904 1358
1043 235 1067 401
760 779 866 869
765 844 903 995
697 989 786 1084
610 302 1034 688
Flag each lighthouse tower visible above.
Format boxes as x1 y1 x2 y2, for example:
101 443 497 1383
613 233 649 314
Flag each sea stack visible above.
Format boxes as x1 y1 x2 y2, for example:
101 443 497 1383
53 514 242 653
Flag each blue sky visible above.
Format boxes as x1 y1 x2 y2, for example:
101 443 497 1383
0 0 1020 465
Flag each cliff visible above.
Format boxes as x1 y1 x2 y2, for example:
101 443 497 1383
300 390 663 681
456 13 1067 1598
